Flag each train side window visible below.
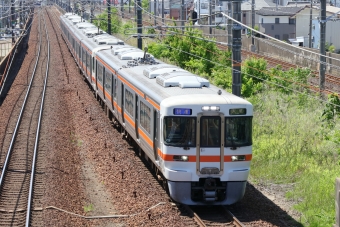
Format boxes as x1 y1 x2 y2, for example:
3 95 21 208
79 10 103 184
125 89 134 117
98 63 103 83
79 43 81 57
114 78 117 98
105 71 111 91
82 47 86 64
86 52 90 69
140 102 151 134
92 57 94 73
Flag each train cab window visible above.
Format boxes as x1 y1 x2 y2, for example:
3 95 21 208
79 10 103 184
164 117 196 147
200 117 220 147
225 117 252 147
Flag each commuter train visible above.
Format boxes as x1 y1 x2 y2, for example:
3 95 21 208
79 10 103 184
60 13 253 205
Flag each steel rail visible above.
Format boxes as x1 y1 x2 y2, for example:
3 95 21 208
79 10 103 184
25 8 50 226
182 204 206 227
0 8 43 189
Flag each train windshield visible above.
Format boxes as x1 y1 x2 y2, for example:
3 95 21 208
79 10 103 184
163 117 196 147
225 117 252 147
200 116 221 147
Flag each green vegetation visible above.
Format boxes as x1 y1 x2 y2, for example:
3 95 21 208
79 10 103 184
147 26 340 226
83 203 94 213
94 15 340 226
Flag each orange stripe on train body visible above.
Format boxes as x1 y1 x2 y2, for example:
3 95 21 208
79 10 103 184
118 75 144 97
157 151 252 162
97 81 104 93
123 112 135 128
138 128 153 148
104 90 112 103
95 57 160 111
96 57 116 75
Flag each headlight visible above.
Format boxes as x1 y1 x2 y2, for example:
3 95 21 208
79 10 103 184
202 106 220 111
231 155 246 161
173 155 189 162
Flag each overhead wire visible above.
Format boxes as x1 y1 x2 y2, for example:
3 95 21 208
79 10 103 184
56 1 339 107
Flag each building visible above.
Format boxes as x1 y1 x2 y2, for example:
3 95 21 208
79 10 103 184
241 0 271 34
311 6 340 50
256 6 305 41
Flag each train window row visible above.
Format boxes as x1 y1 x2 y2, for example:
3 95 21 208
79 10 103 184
61 20 155 138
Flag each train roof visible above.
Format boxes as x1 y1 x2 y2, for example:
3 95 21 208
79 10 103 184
60 15 252 107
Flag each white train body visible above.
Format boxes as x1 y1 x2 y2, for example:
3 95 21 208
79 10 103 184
60 14 253 205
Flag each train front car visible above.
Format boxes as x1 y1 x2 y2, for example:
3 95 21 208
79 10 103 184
159 93 252 205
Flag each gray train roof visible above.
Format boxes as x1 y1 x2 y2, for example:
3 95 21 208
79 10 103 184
97 48 249 106
60 15 251 106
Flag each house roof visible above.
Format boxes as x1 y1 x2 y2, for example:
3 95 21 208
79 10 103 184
326 5 340 14
286 1 311 6
256 6 305 16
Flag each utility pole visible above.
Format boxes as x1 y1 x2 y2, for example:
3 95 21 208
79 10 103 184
181 0 184 31
198 0 200 24
162 0 164 24
319 0 326 91
137 0 142 49
209 0 212 34
251 0 254 46
20 0 22 24
154 0 156 25
231 0 242 97
90 4 94 23
11 0 14 44
309 0 312 48
121 0 124 18
227 2 232 49
108 0 111 34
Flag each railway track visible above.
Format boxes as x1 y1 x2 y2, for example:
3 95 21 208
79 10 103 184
0 8 50 226
179 204 245 227
242 49 340 95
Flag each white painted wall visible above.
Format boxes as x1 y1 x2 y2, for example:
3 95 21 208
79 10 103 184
258 15 289 24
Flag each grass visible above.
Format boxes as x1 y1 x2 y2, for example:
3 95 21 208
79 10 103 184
248 90 339 226
83 203 94 213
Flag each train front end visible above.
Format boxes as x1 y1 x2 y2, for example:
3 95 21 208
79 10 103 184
159 94 252 205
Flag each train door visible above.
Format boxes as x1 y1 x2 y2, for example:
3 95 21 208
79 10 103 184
103 67 106 101
113 76 117 112
95 60 98 91
153 110 159 160
135 95 139 139
91 56 95 85
196 113 225 175
121 84 125 123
